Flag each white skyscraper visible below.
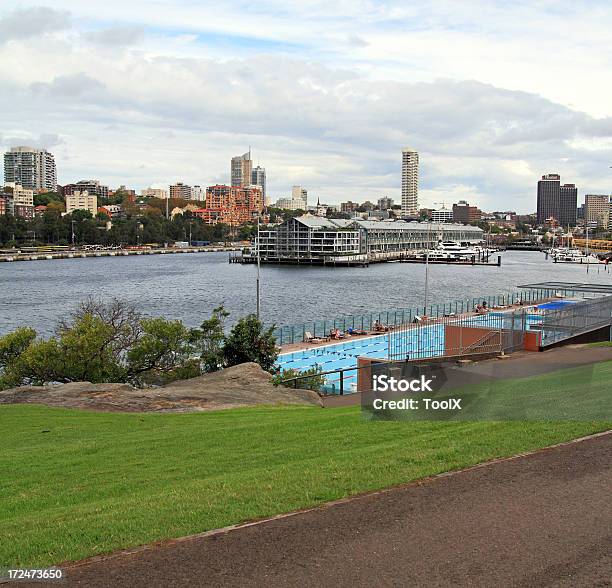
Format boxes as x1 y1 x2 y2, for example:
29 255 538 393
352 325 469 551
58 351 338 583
401 148 419 217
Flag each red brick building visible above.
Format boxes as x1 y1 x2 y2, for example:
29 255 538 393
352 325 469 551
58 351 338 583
196 185 263 226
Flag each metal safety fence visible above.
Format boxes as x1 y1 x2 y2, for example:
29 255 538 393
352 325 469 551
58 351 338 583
540 295 612 346
273 288 556 345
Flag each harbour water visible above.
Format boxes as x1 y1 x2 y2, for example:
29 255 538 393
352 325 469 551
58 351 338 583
1 250 610 336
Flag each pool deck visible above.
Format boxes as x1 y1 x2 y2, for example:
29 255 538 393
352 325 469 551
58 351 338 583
278 300 545 356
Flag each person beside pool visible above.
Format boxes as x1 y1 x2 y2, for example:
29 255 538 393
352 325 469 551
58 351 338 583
347 327 367 336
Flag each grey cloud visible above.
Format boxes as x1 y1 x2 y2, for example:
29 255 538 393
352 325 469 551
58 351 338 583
85 25 145 47
0 6 71 43
30 73 107 99
347 34 368 47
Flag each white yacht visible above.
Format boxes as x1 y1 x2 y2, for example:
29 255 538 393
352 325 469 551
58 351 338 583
436 241 479 258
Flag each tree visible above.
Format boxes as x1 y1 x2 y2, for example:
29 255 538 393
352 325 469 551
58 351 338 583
127 318 199 384
222 314 278 371
195 305 229 372
0 298 199 389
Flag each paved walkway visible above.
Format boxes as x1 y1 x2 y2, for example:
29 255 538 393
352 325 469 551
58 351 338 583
56 431 612 587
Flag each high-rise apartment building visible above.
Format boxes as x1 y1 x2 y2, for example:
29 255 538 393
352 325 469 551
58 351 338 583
401 148 419 217
4 146 57 192
536 174 561 225
251 166 266 201
231 151 252 187
169 182 192 200
584 194 610 227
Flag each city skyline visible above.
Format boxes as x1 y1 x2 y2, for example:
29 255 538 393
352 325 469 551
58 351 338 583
1 2 612 213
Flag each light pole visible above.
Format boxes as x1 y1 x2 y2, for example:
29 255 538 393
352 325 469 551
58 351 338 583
256 216 261 319
71 220 76 246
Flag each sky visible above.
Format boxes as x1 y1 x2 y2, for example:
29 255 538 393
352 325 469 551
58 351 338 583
1 1 612 213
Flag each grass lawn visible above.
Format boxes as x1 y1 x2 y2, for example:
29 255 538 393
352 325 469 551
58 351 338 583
0 363 610 568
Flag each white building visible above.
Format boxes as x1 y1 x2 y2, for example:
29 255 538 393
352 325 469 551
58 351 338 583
401 148 419 217
431 207 453 223
66 190 98 216
192 185 205 202
275 197 306 210
4 146 57 192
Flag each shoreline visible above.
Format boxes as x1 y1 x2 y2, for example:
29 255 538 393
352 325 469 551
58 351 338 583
0 246 242 263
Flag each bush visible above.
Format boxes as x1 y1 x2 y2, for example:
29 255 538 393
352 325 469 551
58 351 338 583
0 299 199 389
271 366 325 393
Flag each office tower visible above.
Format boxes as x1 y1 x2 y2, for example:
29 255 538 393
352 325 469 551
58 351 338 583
169 182 193 200
401 148 418 216
4 146 57 191
536 174 561 225
231 150 252 187
559 184 577 226
251 166 266 201
452 200 482 224
291 185 307 206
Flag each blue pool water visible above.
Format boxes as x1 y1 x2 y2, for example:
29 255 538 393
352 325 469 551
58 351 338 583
277 310 553 393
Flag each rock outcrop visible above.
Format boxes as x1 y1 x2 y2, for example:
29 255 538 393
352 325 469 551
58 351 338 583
0 363 322 412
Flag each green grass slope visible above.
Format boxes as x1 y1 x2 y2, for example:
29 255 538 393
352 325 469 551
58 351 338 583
1 362 610 567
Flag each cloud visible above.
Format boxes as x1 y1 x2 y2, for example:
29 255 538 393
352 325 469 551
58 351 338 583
85 25 145 47
0 1 611 211
0 6 71 43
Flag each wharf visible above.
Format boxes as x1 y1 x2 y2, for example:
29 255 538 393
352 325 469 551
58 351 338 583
230 252 501 267
0 247 241 263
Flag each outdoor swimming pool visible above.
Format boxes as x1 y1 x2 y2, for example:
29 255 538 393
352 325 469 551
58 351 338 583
276 305 572 393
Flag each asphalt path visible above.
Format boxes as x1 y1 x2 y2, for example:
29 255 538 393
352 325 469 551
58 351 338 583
54 431 611 587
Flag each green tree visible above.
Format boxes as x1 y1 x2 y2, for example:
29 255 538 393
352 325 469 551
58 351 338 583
127 318 199 384
222 314 278 371
195 305 230 372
